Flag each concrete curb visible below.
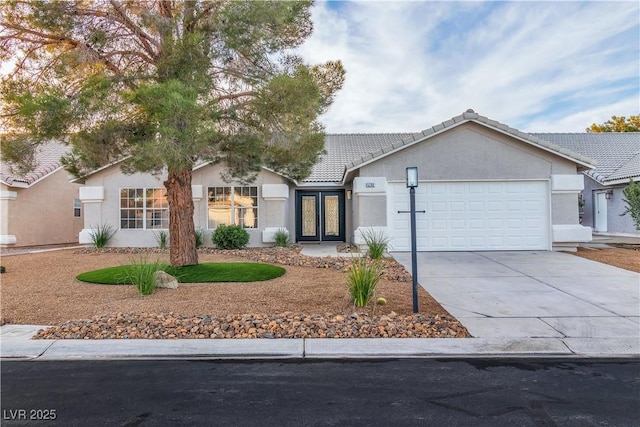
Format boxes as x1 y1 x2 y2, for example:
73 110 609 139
2 336 638 361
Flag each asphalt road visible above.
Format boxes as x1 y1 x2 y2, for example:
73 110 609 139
2 358 639 426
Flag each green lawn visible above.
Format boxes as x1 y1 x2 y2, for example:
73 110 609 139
76 262 286 284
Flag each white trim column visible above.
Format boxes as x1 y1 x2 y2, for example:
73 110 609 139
0 190 17 245
551 175 592 244
78 186 105 244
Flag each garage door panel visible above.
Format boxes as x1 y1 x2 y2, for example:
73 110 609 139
389 181 550 251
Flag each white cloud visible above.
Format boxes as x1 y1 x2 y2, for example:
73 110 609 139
298 1 640 133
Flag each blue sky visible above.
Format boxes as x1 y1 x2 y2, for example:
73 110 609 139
297 1 640 133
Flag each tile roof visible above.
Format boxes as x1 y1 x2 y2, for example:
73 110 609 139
0 140 69 187
532 133 640 184
304 133 412 182
304 111 600 183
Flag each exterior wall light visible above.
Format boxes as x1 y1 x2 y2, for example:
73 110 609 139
605 190 613 200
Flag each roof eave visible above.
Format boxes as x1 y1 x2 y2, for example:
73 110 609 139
342 114 596 178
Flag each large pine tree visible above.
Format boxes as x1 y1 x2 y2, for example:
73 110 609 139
0 1 344 266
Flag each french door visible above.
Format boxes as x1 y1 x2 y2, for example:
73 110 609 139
295 190 345 242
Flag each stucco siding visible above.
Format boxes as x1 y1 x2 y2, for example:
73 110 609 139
551 193 579 224
582 177 598 228
583 177 639 234
359 124 576 181
608 185 638 234
84 163 293 247
4 169 82 246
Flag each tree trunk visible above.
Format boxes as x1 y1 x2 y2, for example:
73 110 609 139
164 167 198 267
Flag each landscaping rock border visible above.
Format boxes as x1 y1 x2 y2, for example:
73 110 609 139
34 311 470 339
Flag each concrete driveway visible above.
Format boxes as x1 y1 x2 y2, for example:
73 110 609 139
393 251 639 346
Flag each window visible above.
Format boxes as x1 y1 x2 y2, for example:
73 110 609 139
208 186 258 229
73 198 81 217
120 188 168 229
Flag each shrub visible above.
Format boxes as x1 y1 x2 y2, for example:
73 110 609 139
0 265 5 274
194 228 205 248
274 228 290 247
211 224 250 250
621 179 640 231
89 223 115 248
155 230 169 249
123 256 162 295
347 257 384 307
361 228 390 260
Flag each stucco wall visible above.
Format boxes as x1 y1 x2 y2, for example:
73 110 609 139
359 124 581 229
359 124 577 181
83 163 292 247
353 123 590 248
584 176 639 234
609 184 639 234
3 169 83 246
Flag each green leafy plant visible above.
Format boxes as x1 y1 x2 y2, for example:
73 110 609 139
361 228 390 260
194 228 205 248
273 228 290 247
123 255 163 295
212 224 250 250
621 179 640 231
155 230 169 249
89 223 115 249
347 257 384 308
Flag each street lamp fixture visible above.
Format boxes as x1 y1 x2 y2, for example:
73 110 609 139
405 166 419 313
406 166 419 188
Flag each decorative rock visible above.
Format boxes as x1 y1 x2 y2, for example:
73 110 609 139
33 311 471 340
154 271 178 289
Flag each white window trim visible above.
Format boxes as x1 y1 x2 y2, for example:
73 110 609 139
207 186 259 229
119 187 169 230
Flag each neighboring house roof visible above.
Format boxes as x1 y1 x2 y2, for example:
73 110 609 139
304 110 596 184
533 133 640 185
0 141 69 188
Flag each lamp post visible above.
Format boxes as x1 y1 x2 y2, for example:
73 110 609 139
406 167 419 313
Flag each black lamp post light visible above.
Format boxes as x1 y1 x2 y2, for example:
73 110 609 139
399 166 424 313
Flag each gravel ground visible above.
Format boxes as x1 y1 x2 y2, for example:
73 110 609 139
1 247 470 339
573 246 640 273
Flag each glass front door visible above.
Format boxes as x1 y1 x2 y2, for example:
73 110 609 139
296 190 345 242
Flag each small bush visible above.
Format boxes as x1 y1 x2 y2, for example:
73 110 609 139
274 228 290 247
211 224 250 250
89 223 115 248
155 230 169 249
0 265 5 274
347 257 384 307
361 228 390 259
621 179 640 231
194 228 205 248
123 256 162 295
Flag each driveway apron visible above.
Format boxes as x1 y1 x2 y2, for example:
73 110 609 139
392 251 640 340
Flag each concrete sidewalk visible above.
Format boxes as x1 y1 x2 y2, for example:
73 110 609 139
2 323 637 360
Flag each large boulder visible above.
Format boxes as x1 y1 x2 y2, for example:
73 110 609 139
154 271 178 289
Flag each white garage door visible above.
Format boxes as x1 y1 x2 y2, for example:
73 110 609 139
388 181 550 251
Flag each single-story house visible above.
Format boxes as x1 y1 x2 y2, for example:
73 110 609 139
0 141 84 247
76 110 598 252
533 133 639 236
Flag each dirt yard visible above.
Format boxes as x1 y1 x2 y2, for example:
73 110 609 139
573 245 640 273
0 248 447 326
